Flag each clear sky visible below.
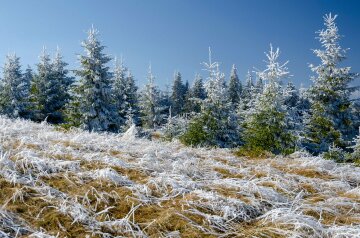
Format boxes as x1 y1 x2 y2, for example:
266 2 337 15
0 0 359 89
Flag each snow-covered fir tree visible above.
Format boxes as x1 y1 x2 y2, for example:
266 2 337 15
237 70 256 121
181 48 241 147
183 74 206 114
22 66 34 118
112 57 127 128
30 48 53 122
112 58 141 131
158 86 172 123
139 65 163 128
241 70 255 108
70 27 116 132
0 53 30 118
170 71 186 116
203 48 228 105
123 71 141 128
283 82 308 145
31 47 72 123
304 14 359 154
192 74 207 100
254 76 264 95
50 48 74 123
243 45 295 154
228 64 242 107
184 80 189 97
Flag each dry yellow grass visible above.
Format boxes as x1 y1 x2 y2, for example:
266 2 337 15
1 117 360 237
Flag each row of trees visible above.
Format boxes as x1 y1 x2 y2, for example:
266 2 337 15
0 14 359 161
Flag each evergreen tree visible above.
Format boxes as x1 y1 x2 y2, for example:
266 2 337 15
181 48 241 147
30 48 71 123
184 80 190 97
0 53 30 118
30 48 52 122
123 70 141 127
192 74 206 100
158 86 172 123
171 71 185 116
283 82 309 145
238 70 256 121
139 65 162 128
112 58 140 131
112 58 127 128
50 48 74 123
243 45 295 154
241 71 255 108
22 66 33 118
304 14 359 154
228 64 242 107
183 74 206 114
254 76 264 95
69 27 116 132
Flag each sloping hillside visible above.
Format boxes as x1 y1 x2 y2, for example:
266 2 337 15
0 116 359 238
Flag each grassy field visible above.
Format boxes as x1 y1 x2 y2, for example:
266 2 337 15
0 116 359 238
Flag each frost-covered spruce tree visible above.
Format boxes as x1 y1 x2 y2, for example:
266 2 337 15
238 70 256 122
123 71 141 127
181 48 241 147
140 65 163 128
158 87 172 123
171 71 186 116
21 66 34 118
112 58 127 128
304 14 359 154
240 71 254 109
30 48 54 122
283 82 308 144
183 74 206 114
31 48 72 123
283 82 300 123
70 27 116 132
243 45 295 154
184 80 189 97
254 76 264 95
0 53 30 118
112 58 141 131
50 48 74 123
192 74 207 100
228 64 242 107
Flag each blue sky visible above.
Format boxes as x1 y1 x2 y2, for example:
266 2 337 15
0 0 359 89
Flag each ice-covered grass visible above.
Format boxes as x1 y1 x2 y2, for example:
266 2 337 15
0 116 359 237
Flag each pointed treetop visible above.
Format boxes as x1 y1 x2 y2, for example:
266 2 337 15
258 44 290 84
246 70 253 86
231 64 238 76
202 47 219 73
147 63 155 84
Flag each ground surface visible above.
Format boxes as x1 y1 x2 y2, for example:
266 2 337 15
0 116 359 238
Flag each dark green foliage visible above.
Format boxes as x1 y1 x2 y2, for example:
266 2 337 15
171 72 186 116
228 64 242 106
183 74 206 114
243 108 296 155
235 146 273 158
180 110 218 147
